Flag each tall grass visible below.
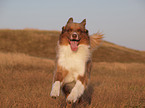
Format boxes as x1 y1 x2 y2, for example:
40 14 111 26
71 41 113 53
0 29 145 63
0 29 145 108
90 62 145 108
0 52 145 108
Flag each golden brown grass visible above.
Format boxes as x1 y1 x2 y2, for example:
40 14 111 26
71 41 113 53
0 29 145 63
0 52 55 108
0 52 145 108
0 29 145 108
90 62 145 108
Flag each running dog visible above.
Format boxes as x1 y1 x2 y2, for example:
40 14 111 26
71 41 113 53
50 17 103 105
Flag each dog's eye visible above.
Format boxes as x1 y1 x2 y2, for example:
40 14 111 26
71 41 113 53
67 29 72 32
77 29 82 33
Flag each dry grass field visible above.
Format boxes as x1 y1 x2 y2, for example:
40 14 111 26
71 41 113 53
0 29 145 108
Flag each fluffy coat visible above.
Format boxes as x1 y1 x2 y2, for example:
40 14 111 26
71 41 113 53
50 18 103 104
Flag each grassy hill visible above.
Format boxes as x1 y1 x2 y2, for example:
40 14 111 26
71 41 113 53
0 29 145 63
0 29 145 108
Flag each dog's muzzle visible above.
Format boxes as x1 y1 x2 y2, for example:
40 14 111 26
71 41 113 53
69 32 80 51
71 32 79 40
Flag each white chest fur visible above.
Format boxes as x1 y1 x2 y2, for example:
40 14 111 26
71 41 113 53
57 45 90 83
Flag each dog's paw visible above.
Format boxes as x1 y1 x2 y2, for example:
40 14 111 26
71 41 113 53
66 87 78 103
50 81 61 98
66 80 85 103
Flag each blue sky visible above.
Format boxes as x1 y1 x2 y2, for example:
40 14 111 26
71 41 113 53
0 0 145 50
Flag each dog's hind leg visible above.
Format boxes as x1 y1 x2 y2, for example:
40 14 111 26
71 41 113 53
50 65 68 99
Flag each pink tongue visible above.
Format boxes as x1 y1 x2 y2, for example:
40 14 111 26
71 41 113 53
70 41 78 51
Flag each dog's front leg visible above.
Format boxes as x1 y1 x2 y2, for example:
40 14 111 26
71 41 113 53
50 72 62 98
50 66 68 99
66 78 85 103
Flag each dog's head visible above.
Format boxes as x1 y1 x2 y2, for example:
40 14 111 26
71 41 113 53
59 17 89 51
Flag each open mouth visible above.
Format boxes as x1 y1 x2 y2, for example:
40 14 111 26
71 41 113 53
69 39 80 51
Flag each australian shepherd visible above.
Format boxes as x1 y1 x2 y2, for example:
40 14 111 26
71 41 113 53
50 18 103 105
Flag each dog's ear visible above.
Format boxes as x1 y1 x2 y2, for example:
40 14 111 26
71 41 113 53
61 26 65 34
67 17 73 24
81 19 86 26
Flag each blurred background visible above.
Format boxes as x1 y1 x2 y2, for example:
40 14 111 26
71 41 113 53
0 0 145 50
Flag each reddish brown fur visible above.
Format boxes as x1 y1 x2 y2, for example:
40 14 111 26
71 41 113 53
58 18 92 98
54 65 68 82
51 18 103 106
77 75 86 84
77 60 92 88
90 32 104 51
59 19 90 46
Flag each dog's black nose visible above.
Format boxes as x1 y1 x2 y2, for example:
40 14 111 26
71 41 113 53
72 34 77 38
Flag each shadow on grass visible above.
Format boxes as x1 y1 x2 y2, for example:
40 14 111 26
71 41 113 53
80 83 94 107
59 83 94 108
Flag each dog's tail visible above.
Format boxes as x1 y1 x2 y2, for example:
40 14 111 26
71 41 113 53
90 32 104 51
